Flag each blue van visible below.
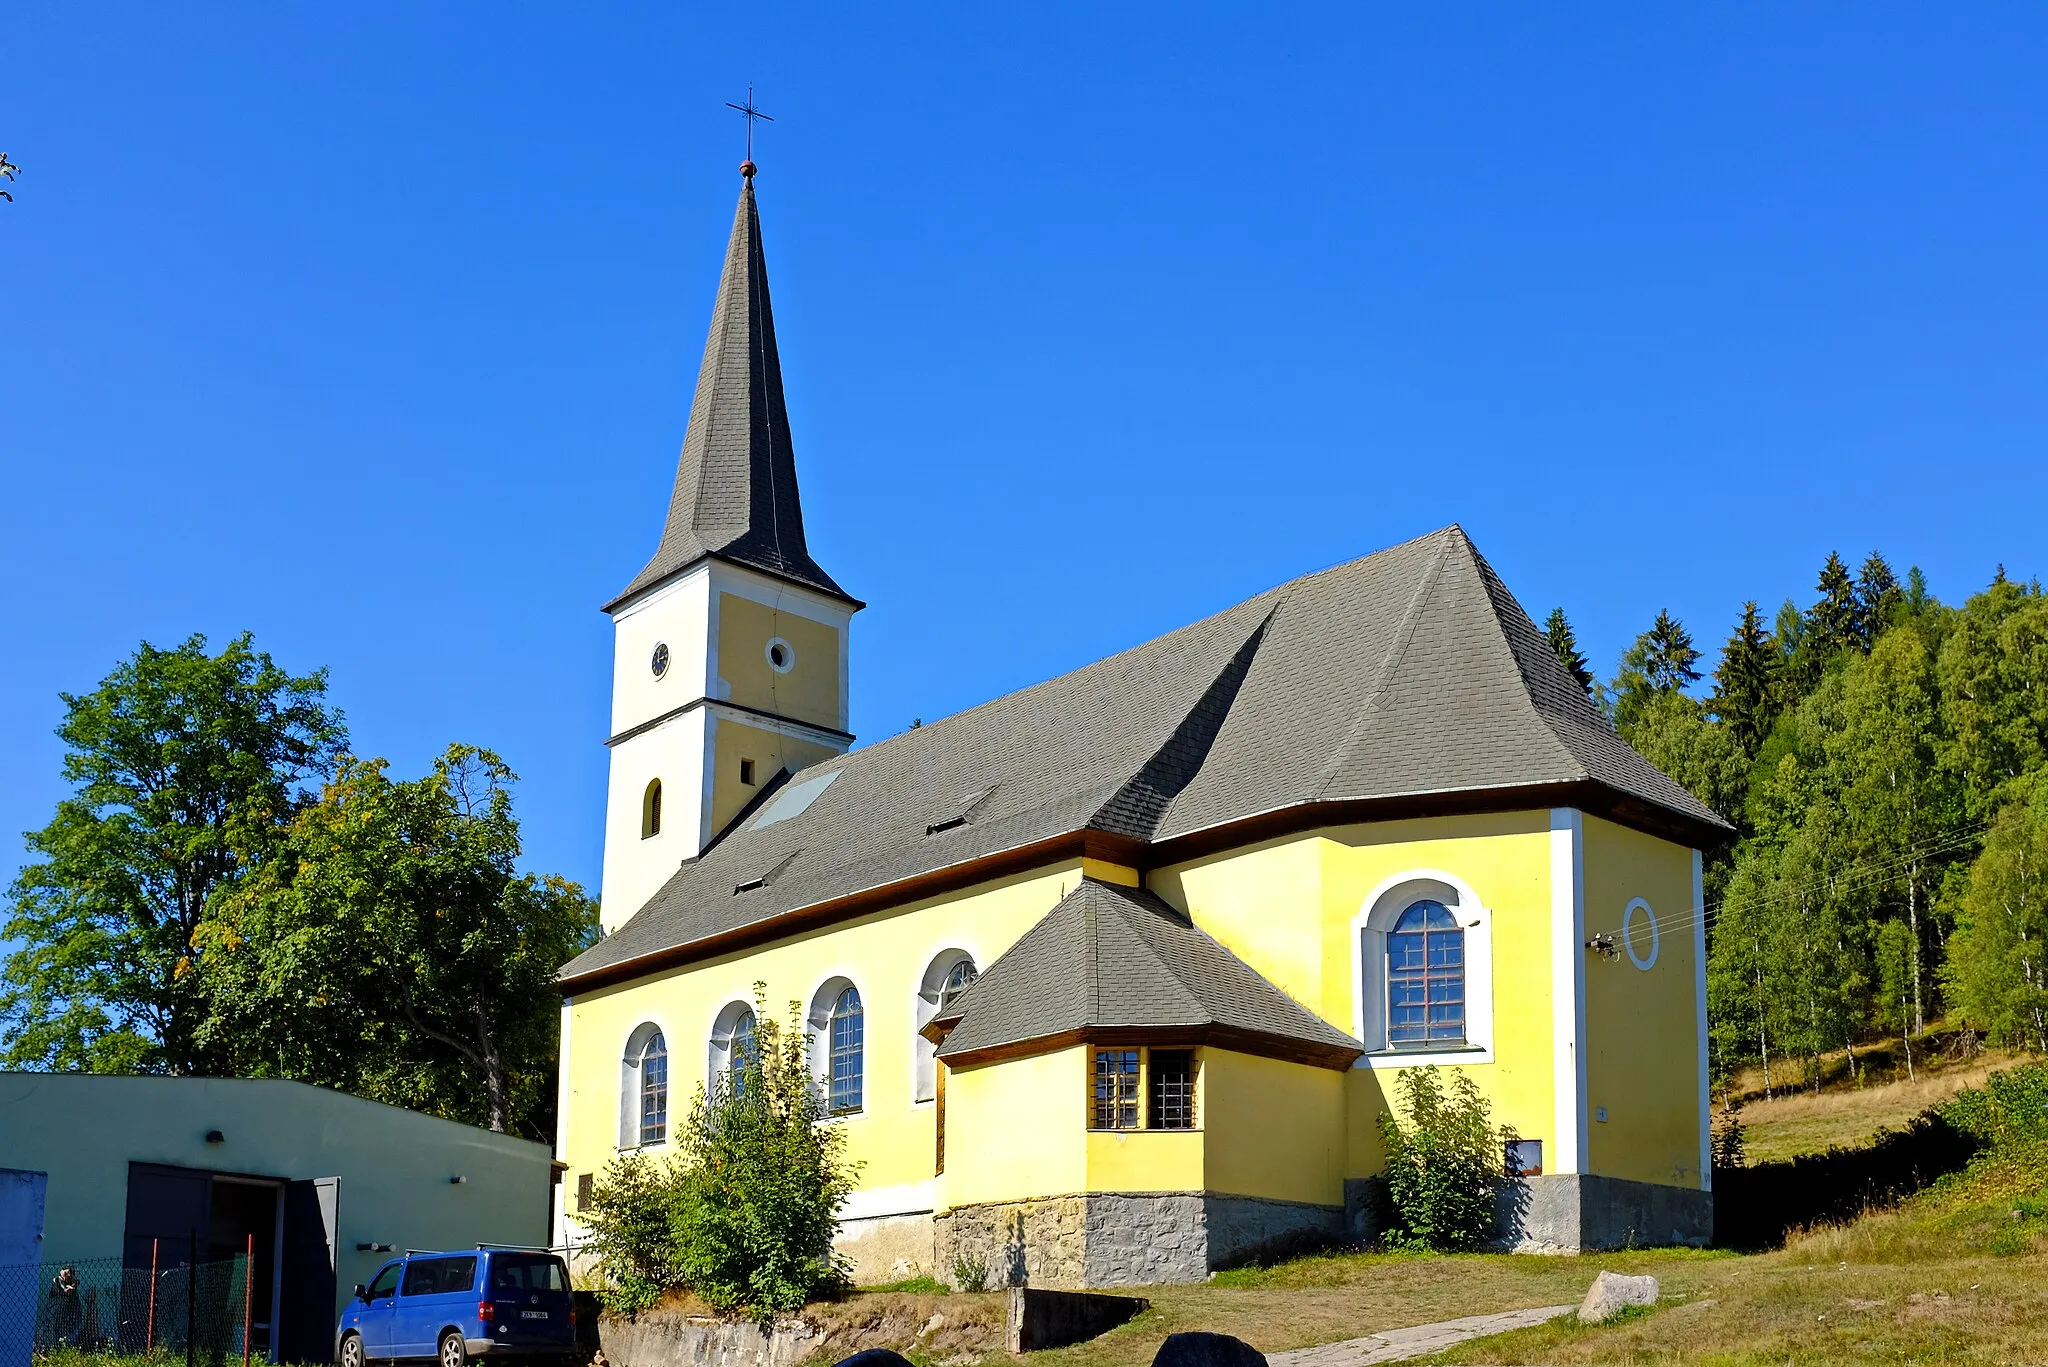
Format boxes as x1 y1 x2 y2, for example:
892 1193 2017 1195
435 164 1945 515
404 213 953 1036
336 1248 575 1367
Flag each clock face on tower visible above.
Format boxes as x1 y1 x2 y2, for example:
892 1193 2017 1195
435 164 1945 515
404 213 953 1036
651 642 670 679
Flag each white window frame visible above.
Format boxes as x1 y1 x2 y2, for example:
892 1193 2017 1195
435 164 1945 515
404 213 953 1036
1351 869 1495 1068
618 1020 673 1149
912 947 980 1104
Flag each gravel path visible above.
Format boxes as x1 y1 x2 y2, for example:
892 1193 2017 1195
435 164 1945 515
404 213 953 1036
1265 1304 1574 1366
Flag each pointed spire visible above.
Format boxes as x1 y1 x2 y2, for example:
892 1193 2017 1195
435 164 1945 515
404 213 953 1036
608 170 857 611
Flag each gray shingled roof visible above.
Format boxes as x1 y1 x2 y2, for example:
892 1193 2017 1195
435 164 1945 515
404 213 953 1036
561 524 1731 986
605 174 856 611
930 878 1362 1064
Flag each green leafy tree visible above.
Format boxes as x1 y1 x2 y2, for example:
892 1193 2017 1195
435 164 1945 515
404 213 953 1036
1621 692 1749 824
1711 600 1777 755
1542 608 1596 696
1937 580 2048 822
1832 629 1953 1033
198 745 598 1135
1874 919 1918 1082
1375 1065 1506 1252
1 634 345 1072
671 992 859 1314
1809 552 1862 659
1610 609 1701 732
1942 789 2048 1054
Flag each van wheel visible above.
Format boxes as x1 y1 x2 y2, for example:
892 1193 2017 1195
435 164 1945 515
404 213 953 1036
338 1334 364 1367
439 1331 467 1367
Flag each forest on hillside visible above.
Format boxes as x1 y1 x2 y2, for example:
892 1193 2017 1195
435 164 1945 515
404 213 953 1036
1543 554 2048 1091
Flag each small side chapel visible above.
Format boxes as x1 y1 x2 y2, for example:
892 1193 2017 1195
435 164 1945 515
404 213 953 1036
555 166 1731 1288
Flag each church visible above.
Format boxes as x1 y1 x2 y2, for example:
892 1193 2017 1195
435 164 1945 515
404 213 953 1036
553 164 1729 1289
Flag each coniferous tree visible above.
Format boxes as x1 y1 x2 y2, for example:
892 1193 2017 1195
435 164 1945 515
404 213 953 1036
1856 552 1903 643
1712 600 1777 754
1610 610 1702 733
1808 552 1862 658
1543 607 1596 696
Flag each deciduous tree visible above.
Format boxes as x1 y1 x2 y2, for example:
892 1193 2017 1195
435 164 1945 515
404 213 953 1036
1 634 345 1072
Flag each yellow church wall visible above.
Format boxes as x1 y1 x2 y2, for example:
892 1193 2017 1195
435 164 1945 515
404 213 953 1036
716 592 842 732
1086 1129 1206 1194
706 716 844 836
560 862 1088 1212
940 1047 1090 1207
1580 815 1706 1189
1154 813 1558 1179
1201 1049 1344 1206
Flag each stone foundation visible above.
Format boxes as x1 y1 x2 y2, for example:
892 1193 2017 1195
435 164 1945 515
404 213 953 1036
833 1209 937 1285
933 1192 1342 1289
1348 1172 1709 1252
1500 1173 1713 1253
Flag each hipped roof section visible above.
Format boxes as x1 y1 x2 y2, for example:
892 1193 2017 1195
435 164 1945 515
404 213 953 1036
928 878 1363 1069
562 525 1730 988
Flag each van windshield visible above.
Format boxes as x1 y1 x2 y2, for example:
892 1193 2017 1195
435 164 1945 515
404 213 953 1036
491 1256 567 1293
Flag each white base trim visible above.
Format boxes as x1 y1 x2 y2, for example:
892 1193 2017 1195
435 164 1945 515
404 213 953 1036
839 1179 937 1222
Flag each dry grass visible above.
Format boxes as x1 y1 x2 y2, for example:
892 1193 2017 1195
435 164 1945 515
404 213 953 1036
1736 1053 2020 1163
1016 1248 1735 1367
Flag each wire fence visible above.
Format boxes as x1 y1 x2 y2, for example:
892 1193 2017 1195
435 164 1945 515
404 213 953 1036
0 1251 255 1367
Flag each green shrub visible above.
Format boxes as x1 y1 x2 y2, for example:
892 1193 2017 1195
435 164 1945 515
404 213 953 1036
949 1251 991 1293
670 991 859 1316
578 989 860 1318
1376 1065 1507 1251
578 1150 684 1314
1943 1061 2048 1147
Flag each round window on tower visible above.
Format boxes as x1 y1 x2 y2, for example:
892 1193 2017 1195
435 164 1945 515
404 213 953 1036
651 642 671 679
766 638 795 674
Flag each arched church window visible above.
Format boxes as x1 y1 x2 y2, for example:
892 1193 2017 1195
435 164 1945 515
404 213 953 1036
1387 900 1465 1046
708 1002 758 1094
913 951 977 1102
641 779 662 839
620 1023 668 1148
828 986 864 1114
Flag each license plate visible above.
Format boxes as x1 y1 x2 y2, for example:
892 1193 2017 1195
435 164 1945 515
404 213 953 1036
521 1311 549 1320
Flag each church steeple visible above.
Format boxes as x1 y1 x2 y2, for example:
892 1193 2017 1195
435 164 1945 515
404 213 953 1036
596 163 859 928
607 168 857 611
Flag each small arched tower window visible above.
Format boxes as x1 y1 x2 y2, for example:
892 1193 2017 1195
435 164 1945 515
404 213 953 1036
620 1023 668 1147
913 951 978 1102
641 779 663 839
1387 900 1465 1047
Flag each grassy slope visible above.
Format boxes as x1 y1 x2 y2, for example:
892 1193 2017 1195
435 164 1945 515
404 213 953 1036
1729 1033 2034 1164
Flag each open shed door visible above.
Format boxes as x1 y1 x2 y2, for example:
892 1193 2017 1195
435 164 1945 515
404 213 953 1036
276 1178 339 1365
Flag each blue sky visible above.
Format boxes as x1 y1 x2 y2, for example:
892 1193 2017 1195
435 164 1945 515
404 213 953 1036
3 4 2044 899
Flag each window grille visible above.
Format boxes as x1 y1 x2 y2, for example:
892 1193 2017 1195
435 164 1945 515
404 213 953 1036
1148 1050 1197 1129
1387 899 1466 1046
639 1031 668 1144
938 958 978 1010
1091 1048 1140 1129
829 986 864 1114
576 1173 594 1210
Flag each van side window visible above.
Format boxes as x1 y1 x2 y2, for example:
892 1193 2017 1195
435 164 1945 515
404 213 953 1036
401 1257 477 1296
367 1265 401 1300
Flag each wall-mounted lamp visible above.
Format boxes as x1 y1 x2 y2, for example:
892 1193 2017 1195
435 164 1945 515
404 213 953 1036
204 1130 226 1145
449 1175 467 1185
355 1243 394 1253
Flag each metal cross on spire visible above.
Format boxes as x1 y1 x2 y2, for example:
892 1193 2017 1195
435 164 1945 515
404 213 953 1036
724 87 773 176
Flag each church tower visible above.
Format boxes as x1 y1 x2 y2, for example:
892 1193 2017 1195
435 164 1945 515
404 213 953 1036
598 165 860 932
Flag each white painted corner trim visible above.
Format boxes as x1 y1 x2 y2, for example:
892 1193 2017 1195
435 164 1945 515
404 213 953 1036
1550 809 1588 1175
1350 867 1496 1069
